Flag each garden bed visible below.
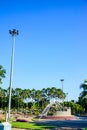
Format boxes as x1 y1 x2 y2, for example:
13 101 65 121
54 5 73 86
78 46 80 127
41 115 78 120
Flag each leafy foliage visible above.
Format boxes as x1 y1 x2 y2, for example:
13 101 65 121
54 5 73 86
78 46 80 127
0 86 66 115
0 65 6 84
64 101 84 115
78 79 87 112
0 64 86 115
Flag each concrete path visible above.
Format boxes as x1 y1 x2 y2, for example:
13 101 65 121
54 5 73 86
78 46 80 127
35 119 87 129
12 119 87 130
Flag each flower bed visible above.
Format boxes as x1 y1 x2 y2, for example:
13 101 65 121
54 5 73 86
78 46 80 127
16 117 33 122
16 118 29 122
41 115 77 120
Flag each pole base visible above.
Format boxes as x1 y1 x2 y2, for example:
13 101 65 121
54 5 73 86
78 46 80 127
0 122 11 130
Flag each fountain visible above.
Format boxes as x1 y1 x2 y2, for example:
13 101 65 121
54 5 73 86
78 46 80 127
40 97 77 120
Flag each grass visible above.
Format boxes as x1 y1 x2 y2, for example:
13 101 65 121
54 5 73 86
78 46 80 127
11 121 56 130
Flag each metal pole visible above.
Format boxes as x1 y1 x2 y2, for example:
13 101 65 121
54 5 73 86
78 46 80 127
60 79 64 110
66 93 68 101
8 29 19 121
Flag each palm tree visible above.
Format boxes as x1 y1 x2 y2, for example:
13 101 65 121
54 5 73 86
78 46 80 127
79 79 87 112
35 90 42 111
41 88 48 108
50 87 57 98
22 89 31 113
56 88 65 99
45 87 51 100
31 88 36 100
80 79 87 91
14 88 22 112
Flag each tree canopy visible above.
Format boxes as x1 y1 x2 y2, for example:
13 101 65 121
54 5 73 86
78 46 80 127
78 79 87 112
0 65 86 115
0 65 6 84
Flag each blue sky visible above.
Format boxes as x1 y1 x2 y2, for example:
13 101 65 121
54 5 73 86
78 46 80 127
0 0 87 101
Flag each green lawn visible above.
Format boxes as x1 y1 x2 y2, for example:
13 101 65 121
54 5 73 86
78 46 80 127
11 121 56 130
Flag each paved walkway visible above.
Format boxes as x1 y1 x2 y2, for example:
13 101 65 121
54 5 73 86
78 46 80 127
12 127 84 130
12 118 87 130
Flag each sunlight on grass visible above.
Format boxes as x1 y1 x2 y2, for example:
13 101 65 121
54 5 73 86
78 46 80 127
11 121 56 130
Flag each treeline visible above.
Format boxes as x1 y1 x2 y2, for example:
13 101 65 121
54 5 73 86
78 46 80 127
0 87 65 113
0 65 87 115
0 86 85 115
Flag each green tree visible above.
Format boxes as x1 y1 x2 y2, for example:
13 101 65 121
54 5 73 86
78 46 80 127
0 87 7 110
0 65 6 110
0 65 6 84
78 79 87 112
56 88 65 99
35 90 42 107
22 89 31 113
41 88 48 109
31 88 36 100
0 87 4 108
64 101 84 115
14 88 23 112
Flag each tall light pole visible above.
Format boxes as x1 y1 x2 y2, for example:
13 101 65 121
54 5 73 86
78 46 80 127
8 29 19 121
66 93 68 101
60 79 64 110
